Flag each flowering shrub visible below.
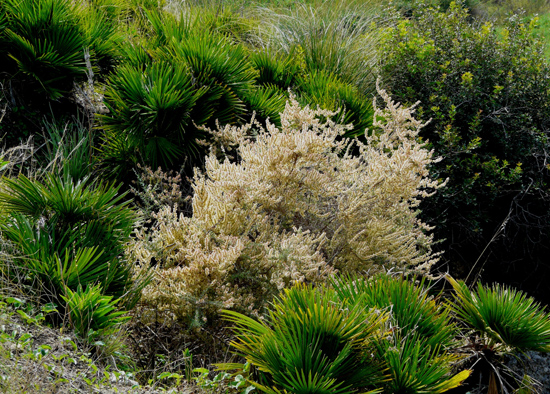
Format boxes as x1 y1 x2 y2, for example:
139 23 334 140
127 86 444 324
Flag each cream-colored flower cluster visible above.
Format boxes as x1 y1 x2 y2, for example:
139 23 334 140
127 86 444 323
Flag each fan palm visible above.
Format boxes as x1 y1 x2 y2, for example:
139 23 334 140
379 332 470 394
0 0 87 100
297 70 374 138
331 274 457 350
222 283 387 394
448 276 550 352
62 283 130 340
331 274 470 394
100 61 206 169
0 174 140 306
166 29 257 127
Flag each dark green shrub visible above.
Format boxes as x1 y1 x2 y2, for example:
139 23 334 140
99 10 260 173
379 3 550 296
0 0 87 100
0 0 119 99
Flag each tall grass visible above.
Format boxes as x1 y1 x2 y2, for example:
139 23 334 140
253 0 387 94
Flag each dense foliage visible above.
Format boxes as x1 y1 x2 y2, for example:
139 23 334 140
0 174 141 308
1 0 550 392
380 3 550 298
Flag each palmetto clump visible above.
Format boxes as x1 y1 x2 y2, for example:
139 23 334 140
127 86 445 324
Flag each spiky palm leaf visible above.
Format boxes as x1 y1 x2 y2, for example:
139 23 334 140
167 29 257 126
0 174 139 304
242 85 287 126
250 50 300 90
62 283 130 339
379 332 471 394
79 5 121 74
100 61 206 168
331 274 469 394
1 0 87 100
297 70 373 138
331 274 457 350
222 284 386 394
448 276 550 352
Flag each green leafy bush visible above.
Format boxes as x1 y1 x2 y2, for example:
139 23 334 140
379 3 550 293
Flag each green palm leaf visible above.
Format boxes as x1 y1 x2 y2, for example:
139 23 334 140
0 174 140 305
1 0 87 99
448 276 550 352
222 283 387 394
100 61 205 169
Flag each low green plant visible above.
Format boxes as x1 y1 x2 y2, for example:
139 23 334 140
62 283 130 341
194 364 256 394
222 278 471 394
0 0 87 100
331 275 469 394
0 174 142 307
331 274 457 351
100 60 206 171
0 298 140 393
448 276 550 352
222 283 387 394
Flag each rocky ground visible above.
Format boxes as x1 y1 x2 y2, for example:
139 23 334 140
505 351 550 393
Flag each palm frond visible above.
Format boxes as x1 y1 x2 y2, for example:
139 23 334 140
1 0 87 99
0 174 139 304
448 276 550 352
100 61 205 168
222 283 387 394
